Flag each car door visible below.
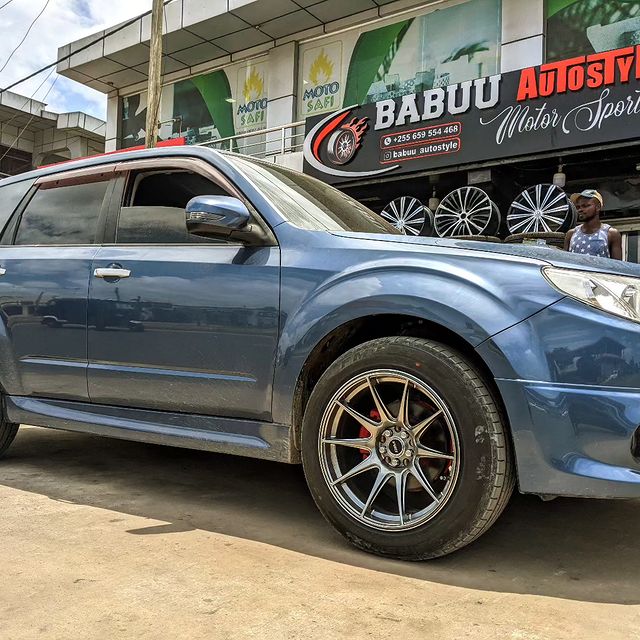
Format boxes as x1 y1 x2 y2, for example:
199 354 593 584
87 157 280 421
0 167 114 400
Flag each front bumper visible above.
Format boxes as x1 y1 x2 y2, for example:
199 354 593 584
477 297 640 498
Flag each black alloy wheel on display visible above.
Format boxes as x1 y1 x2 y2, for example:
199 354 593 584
434 187 501 238
507 184 576 235
301 337 515 560
380 196 433 236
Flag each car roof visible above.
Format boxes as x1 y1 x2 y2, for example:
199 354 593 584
0 145 228 188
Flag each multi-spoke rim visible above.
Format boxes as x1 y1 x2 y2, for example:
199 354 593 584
507 184 575 234
318 369 460 531
435 187 495 237
435 187 496 237
380 197 428 236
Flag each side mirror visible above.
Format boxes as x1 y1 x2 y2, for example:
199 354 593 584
185 195 250 238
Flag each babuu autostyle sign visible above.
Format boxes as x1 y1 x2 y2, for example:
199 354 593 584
303 46 640 184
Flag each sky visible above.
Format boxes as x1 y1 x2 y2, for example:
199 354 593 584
0 0 153 120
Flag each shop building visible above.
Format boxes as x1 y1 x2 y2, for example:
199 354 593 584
58 0 640 259
0 90 105 177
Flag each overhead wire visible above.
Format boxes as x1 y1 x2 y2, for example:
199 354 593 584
0 0 179 161
0 0 177 95
0 72 59 164
0 66 56 129
0 0 16 11
0 0 51 76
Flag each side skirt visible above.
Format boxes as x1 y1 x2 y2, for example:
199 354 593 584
6 396 300 464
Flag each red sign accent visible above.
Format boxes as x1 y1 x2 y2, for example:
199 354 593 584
517 46 640 102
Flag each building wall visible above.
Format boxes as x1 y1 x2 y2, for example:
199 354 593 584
114 0 516 152
106 0 640 154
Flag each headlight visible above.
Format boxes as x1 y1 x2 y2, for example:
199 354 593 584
543 267 640 323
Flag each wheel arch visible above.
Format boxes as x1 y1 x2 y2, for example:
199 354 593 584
288 313 512 455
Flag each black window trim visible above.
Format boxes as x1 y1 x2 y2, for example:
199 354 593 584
0 178 37 245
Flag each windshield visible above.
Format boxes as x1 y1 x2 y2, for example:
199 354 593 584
230 155 400 234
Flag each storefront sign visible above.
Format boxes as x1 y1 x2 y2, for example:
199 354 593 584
236 63 268 133
297 0 501 120
303 46 640 184
301 42 343 118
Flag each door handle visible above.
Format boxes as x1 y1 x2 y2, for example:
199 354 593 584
0 267 6 276
94 267 131 279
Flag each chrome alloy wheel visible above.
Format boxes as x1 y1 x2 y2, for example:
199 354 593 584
435 187 496 237
380 197 428 236
318 370 460 531
507 184 576 234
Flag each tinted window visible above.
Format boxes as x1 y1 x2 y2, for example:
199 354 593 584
231 156 400 234
117 206 213 244
14 180 108 245
116 171 228 244
0 179 34 238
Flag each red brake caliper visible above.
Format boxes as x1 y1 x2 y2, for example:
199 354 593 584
359 409 380 458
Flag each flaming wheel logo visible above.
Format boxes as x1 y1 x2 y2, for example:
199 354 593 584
326 117 368 166
304 105 399 179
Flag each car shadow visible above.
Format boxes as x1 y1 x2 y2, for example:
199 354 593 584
2 427 638 605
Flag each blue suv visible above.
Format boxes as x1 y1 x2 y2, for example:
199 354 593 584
0 146 639 560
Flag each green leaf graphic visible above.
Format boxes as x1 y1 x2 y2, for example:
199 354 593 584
191 70 235 139
343 19 413 106
547 0 581 18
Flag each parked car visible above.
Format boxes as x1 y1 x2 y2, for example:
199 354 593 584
0 147 639 560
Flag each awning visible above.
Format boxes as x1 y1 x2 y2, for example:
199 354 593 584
57 0 427 93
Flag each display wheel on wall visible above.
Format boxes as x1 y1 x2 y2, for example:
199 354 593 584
434 187 501 237
507 184 576 235
380 196 432 236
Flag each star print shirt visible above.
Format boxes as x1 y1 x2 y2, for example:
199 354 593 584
569 224 610 258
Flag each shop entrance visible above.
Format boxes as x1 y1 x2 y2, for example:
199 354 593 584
340 144 640 262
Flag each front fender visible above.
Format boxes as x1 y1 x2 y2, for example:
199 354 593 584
271 256 563 426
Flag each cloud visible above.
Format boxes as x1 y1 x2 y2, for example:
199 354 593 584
0 0 152 119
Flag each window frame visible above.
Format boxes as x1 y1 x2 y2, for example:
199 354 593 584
0 178 37 245
9 165 118 247
103 157 277 247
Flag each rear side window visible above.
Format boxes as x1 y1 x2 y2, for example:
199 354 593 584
0 179 34 238
14 180 109 245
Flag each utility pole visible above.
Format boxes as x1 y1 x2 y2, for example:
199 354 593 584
145 0 163 148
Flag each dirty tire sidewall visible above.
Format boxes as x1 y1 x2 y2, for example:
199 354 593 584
0 415 19 458
301 337 513 560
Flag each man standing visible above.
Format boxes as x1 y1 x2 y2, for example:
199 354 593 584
564 189 622 260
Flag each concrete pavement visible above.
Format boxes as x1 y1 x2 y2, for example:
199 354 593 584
1 426 639 639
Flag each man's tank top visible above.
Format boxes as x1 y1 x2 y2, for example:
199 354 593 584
569 224 610 258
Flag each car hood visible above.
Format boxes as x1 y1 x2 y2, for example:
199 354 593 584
330 232 640 278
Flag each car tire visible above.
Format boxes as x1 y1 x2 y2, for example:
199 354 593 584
505 232 565 248
0 416 19 459
301 337 514 560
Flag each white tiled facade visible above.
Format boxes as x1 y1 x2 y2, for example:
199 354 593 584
0 90 106 174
